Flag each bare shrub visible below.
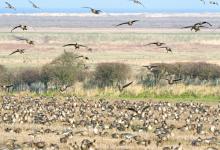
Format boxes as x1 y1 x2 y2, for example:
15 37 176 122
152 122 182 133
93 62 131 88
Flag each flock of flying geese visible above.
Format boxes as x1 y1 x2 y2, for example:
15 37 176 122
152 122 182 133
3 0 219 91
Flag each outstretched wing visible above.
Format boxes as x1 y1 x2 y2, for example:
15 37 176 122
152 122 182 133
78 44 88 48
122 81 133 89
116 22 129 27
63 44 77 47
9 50 19 55
182 26 193 29
14 36 28 41
131 20 140 23
173 78 182 82
29 0 40 9
11 25 21 32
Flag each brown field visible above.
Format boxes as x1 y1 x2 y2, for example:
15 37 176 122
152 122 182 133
0 96 219 150
1 28 220 71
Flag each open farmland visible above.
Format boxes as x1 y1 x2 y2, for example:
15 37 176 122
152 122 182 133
1 29 220 70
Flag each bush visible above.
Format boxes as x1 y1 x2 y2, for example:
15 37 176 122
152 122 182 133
0 65 12 85
44 51 85 87
20 68 41 86
93 62 131 88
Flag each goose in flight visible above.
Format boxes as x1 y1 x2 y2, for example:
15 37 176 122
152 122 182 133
143 65 158 71
28 0 40 9
160 46 172 53
75 55 89 60
1 84 14 92
82 7 102 14
183 25 207 32
118 81 133 92
115 20 139 27
209 1 219 5
11 25 28 32
129 0 145 7
14 36 34 45
165 78 182 85
145 42 165 47
183 22 211 32
63 43 88 49
5 2 16 10
9 49 25 55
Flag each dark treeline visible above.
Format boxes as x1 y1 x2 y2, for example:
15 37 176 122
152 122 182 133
1 51 220 93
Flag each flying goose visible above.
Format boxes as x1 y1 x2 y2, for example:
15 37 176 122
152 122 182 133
82 7 102 14
63 43 87 49
75 55 89 60
9 49 25 55
118 81 133 92
160 46 172 53
15 36 34 45
209 1 219 5
11 25 28 32
145 42 166 47
115 20 139 27
143 65 158 71
165 78 182 85
5 2 16 10
28 0 40 9
129 0 145 7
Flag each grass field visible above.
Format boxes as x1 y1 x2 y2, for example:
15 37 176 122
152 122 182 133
1 28 220 70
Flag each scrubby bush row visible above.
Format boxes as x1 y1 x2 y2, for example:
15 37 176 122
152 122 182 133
1 51 220 93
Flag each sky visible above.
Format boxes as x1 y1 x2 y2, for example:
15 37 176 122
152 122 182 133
0 0 220 13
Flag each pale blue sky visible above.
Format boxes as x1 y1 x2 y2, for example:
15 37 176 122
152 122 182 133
0 0 220 13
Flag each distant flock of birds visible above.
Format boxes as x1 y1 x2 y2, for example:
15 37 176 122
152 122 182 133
1 0 220 91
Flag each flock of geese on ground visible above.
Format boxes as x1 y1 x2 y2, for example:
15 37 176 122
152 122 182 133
0 96 219 150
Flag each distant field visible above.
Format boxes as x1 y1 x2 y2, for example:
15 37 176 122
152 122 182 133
1 28 220 70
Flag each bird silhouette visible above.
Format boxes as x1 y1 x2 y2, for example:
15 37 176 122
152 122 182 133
14 36 34 45
145 42 166 47
183 22 211 32
75 55 89 60
115 20 139 27
209 1 219 5
82 7 102 14
28 0 40 9
160 47 172 53
63 43 87 49
143 65 158 71
11 25 28 32
9 49 25 55
118 81 133 92
130 0 145 7
5 2 16 10
165 78 182 85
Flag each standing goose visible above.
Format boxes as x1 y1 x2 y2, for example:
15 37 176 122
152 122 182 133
115 20 139 27
82 7 102 14
11 25 28 32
